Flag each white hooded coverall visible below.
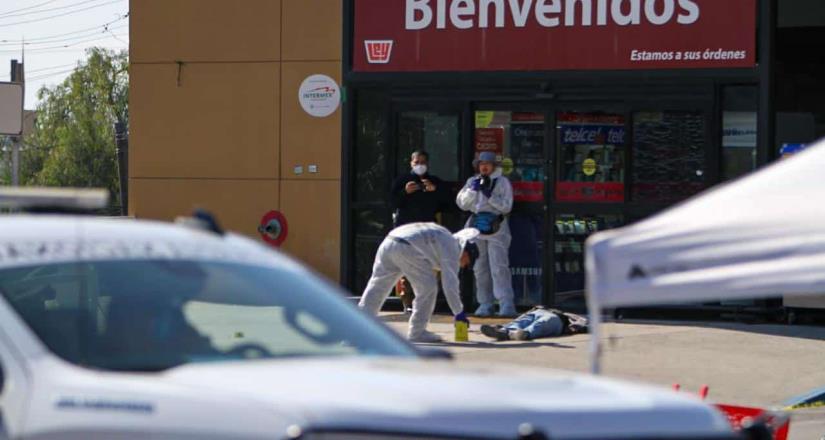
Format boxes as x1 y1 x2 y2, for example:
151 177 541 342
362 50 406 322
358 223 465 339
456 170 515 309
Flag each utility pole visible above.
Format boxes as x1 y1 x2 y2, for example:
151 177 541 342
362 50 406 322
114 122 129 215
10 59 23 187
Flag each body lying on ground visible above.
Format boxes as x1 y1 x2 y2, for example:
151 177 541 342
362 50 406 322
480 306 588 341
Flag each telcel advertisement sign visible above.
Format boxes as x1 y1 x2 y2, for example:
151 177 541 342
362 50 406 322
354 0 756 72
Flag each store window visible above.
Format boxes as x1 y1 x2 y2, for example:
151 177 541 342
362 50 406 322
475 110 545 306
555 112 626 203
632 111 706 203
354 91 388 203
352 90 390 294
396 111 461 181
722 86 758 180
776 4 825 154
554 214 623 307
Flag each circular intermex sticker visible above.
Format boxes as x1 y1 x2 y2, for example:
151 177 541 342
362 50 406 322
258 211 289 247
298 74 340 118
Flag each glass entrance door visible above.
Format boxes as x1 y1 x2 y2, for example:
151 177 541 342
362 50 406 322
474 109 547 306
552 110 627 307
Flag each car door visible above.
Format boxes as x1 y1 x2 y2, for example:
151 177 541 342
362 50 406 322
0 320 32 439
0 294 36 439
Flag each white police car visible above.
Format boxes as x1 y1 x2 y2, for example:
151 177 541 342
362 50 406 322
0 188 748 439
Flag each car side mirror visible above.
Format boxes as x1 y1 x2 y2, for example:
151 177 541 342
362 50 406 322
417 347 453 360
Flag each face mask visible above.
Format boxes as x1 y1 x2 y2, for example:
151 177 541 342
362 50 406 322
412 164 428 176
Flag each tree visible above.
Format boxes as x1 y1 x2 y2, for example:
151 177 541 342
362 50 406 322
19 48 128 212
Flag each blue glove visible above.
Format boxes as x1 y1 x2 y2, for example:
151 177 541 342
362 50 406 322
470 178 482 191
454 311 470 324
481 186 494 198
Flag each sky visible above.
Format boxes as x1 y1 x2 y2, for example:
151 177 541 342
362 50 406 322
0 0 129 110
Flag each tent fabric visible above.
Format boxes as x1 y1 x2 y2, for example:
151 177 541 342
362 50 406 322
586 139 825 308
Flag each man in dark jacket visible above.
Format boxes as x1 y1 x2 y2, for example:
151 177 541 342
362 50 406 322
390 150 452 227
389 150 453 310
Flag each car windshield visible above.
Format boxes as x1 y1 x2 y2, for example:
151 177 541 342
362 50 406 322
0 260 417 371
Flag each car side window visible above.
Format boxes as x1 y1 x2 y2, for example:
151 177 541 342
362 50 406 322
182 302 358 357
0 264 104 363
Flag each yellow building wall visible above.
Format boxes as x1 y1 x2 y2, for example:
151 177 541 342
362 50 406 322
129 0 342 282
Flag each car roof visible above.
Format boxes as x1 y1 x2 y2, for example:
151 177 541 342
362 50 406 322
0 215 305 272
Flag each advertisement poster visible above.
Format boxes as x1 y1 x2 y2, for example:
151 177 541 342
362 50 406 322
474 128 504 154
559 124 626 146
556 113 626 202
354 0 756 72
722 112 757 148
509 123 544 203
509 213 543 306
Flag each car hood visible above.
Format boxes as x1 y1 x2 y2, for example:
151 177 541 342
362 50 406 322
157 357 731 439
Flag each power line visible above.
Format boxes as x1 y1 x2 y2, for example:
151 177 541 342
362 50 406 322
0 0 125 28
0 45 124 55
27 62 78 73
0 0 60 18
0 0 113 19
0 32 128 53
105 27 126 45
27 68 77 81
0 13 127 43
0 23 127 46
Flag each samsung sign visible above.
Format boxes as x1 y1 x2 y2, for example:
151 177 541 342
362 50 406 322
354 0 756 72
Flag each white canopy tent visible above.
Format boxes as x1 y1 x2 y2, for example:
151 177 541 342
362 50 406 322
585 139 825 373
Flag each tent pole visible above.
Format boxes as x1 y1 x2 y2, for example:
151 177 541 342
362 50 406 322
585 247 602 375
588 301 603 375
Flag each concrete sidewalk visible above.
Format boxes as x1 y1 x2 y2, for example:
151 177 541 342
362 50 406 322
381 313 825 440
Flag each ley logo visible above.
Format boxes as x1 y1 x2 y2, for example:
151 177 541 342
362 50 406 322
365 40 393 64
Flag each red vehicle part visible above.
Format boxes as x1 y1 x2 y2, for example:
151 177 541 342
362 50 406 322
714 404 790 440
672 384 790 440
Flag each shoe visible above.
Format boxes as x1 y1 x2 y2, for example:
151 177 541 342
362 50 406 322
408 330 443 343
511 329 530 341
480 324 510 341
497 302 518 317
474 303 495 317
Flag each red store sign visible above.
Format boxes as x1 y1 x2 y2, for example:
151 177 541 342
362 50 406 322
354 0 756 72
474 128 504 153
556 182 625 202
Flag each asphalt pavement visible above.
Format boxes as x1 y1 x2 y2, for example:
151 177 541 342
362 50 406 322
381 313 825 440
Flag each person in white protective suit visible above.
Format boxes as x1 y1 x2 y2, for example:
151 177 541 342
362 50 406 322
358 223 480 343
456 151 517 317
